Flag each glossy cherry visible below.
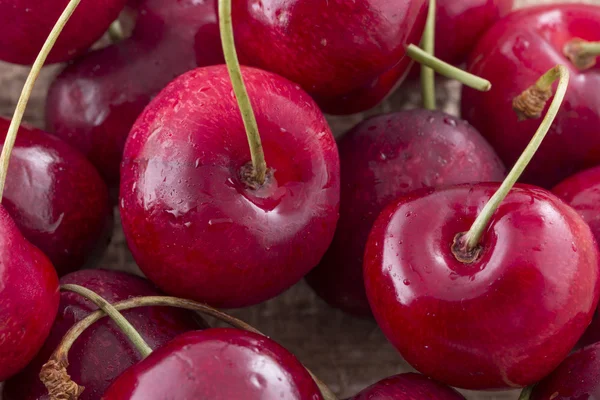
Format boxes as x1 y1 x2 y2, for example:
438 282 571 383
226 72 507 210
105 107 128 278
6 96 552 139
0 0 127 65
347 373 466 400
46 0 223 189
119 65 340 308
102 328 322 399
306 110 505 317
0 205 59 381
364 183 600 390
462 4 600 188
3 269 205 400
230 0 428 115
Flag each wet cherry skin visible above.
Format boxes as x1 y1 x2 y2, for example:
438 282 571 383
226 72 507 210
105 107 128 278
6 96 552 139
347 373 466 400
462 4 600 188
120 65 340 308
0 205 59 381
102 328 323 399
306 110 505 317
230 0 428 115
364 183 600 390
3 269 206 400
46 0 223 189
0 0 127 65
0 118 113 276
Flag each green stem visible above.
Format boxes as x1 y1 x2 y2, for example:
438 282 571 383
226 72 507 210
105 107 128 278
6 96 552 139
518 385 533 400
421 0 436 110
218 0 267 185
460 65 569 253
61 284 153 358
564 39 600 70
0 0 82 199
108 20 124 42
407 44 491 92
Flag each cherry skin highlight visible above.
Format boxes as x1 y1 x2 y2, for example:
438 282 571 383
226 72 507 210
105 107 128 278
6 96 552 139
0 118 113 276
0 0 127 65
230 0 428 115
103 328 323 400
120 65 340 308
3 269 206 400
462 4 600 188
347 373 466 400
306 110 505 317
46 0 223 189
0 205 59 381
364 183 600 390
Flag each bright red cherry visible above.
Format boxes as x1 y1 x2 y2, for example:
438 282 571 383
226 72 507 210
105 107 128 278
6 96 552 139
462 4 600 188
46 0 223 189
3 269 205 400
0 0 127 65
347 373 466 400
230 0 428 115
102 328 323 399
119 65 340 308
306 110 505 317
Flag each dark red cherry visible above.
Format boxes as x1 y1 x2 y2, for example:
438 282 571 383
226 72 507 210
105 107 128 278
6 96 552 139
3 269 205 400
306 110 505 317
347 373 466 400
462 4 600 188
364 183 600 390
46 0 223 189
0 118 112 276
0 0 127 65
102 328 323 399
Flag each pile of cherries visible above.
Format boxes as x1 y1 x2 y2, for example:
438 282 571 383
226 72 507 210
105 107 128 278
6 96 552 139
1 0 600 399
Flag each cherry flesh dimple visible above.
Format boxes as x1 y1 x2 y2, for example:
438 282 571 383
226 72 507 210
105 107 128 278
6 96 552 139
462 4 600 188
230 0 428 115
0 0 127 65
0 205 59 381
364 183 600 390
347 373 466 400
120 65 340 308
3 269 206 400
103 328 323 399
46 0 223 189
306 110 505 317
0 117 113 276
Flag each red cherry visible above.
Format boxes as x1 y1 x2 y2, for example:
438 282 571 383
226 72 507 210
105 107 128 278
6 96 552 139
306 110 505 317
102 328 323 399
46 0 223 189
347 373 466 400
0 0 127 65
462 4 600 188
0 205 59 381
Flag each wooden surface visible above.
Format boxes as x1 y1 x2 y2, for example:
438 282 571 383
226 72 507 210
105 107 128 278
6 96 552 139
0 0 597 398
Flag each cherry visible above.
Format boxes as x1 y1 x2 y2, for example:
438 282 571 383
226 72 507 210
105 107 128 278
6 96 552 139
102 328 323 399
0 117 112 276
3 269 205 400
347 373 466 400
306 110 505 317
462 4 600 188
0 0 127 65
46 0 223 189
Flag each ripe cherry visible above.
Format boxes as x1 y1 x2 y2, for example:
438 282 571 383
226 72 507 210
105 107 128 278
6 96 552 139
347 373 466 400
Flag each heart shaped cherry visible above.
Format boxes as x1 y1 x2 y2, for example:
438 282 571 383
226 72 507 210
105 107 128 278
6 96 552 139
306 110 505 317
462 4 600 188
347 373 466 400
46 0 223 189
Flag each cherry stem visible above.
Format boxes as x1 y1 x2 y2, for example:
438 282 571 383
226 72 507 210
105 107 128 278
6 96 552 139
461 65 569 252
564 39 600 70
0 0 82 199
41 296 338 400
218 0 267 185
406 44 491 92
518 385 533 400
108 20 125 42
421 0 436 110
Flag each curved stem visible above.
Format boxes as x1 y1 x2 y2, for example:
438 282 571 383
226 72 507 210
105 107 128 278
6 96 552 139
0 0 82 199
407 44 491 92
518 385 533 400
42 296 338 400
460 65 569 252
218 0 267 185
564 39 600 70
108 20 125 42
421 0 436 110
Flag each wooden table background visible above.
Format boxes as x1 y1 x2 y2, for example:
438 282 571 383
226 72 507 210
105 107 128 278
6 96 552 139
0 0 596 398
